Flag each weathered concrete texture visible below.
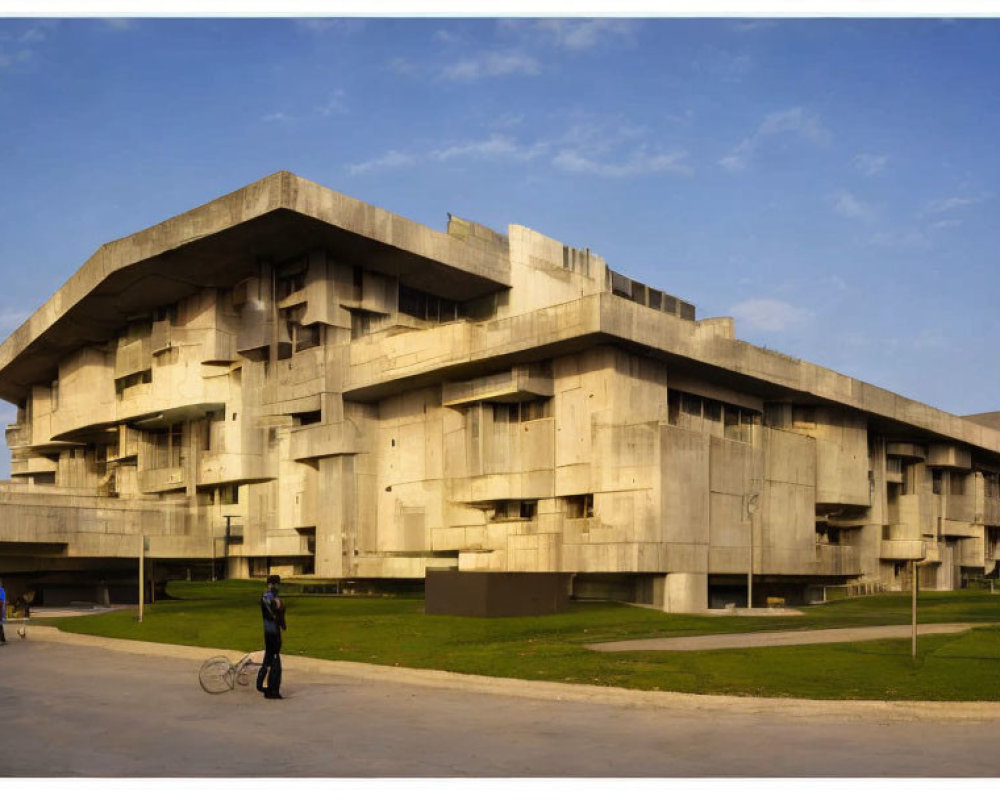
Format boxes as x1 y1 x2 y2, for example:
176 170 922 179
3 630 1000 777
3 172 1000 613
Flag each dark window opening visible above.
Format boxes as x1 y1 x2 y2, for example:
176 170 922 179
398 283 459 322
565 494 594 519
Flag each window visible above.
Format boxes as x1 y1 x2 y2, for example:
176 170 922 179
565 494 593 519
491 399 552 424
489 500 537 521
985 473 1000 498
293 410 322 426
951 473 966 496
932 469 943 495
219 484 239 505
667 388 758 442
292 322 321 352
151 423 185 469
115 369 152 398
398 284 459 322
703 399 722 422
276 264 306 301
886 456 902 476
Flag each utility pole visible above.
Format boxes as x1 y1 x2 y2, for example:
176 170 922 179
912 560 918 661
138 533 145 623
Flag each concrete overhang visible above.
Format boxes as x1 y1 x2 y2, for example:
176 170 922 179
343 293 1000 461
0 172 511 404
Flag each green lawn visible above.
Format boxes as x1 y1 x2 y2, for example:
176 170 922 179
44 580 1000 701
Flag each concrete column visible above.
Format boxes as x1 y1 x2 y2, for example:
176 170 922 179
660 572 707 613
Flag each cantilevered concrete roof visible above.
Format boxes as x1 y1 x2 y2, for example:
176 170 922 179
0 172 511 404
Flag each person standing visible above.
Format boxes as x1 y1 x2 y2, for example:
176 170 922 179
256 575 286 699
0 578 7 645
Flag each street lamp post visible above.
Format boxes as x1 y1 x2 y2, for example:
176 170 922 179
912 560 918 661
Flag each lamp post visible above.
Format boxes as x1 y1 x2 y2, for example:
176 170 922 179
746 492 759 609
912 560 919 661
138 534 148 623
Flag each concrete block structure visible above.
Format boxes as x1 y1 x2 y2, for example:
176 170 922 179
3 171 1000 611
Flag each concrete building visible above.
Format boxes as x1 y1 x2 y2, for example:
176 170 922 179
3 171 1000 611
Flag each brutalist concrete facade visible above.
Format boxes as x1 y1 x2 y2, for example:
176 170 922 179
3 172 1000 611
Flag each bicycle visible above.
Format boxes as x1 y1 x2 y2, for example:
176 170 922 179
198 651 263 694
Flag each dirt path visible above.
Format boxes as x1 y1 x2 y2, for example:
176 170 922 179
586 622 978 651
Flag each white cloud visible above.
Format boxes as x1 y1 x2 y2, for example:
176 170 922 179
731 298 811 332
315 90 348 117
868 229 930 250
101 18 135 31
931 218 963 230
295 19 365 35
532 19 638 51
833 190 875 222
926 193 991 215
260 112 293 124
694 45 754 82
729 20 778 33
719 107 830 172
432 134 546 163
441 51 540 81
552 147 692 178
346 150 416 175
853 153 888 176
757 107 830 144
433 29 461 45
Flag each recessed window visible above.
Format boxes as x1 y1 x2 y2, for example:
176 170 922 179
565 494 594 519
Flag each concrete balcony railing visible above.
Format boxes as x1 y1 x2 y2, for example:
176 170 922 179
114 337 152 380
442 365 554 407
10 454 58 476
197 452 271 486
138 464 189 494
815 544 861 575
5 423 30 448
289 421 367 462
880 539 926 561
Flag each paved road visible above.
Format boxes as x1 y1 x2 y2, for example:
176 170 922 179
587 623 978 651
2 631 1000 777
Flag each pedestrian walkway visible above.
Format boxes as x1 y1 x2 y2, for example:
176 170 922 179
18 621 1000 723
586 622 977 652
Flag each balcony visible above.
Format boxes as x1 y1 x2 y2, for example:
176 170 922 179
197 452 271 486
138 464 189 494
815 544 861 575
114 338 152 380
442 365 554 407
289 421 366 462
880 539 926 561
5 423 30 449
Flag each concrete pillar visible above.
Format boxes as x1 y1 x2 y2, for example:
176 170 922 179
660 572 708 613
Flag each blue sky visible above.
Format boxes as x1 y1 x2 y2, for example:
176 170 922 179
1 16 999 478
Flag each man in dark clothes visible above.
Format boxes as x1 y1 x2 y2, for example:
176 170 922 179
256 575 286 699
0 578 7 645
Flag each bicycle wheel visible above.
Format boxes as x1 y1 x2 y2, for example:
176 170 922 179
198 656 235 693
235 655 256 687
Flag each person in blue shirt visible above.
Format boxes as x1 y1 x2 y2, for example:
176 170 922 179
0 578 7 645
256 575 286 699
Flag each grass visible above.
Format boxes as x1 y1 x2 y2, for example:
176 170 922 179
43 580 1000 701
